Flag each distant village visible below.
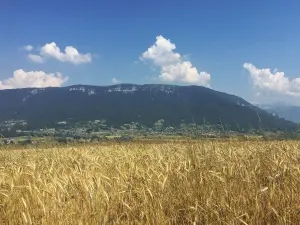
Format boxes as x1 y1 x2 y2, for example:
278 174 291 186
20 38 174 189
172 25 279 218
0 119 232 145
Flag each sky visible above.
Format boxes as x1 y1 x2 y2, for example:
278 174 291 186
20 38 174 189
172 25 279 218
1 0 300 105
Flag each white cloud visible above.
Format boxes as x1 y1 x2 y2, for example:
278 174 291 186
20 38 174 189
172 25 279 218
0 69 68 90
24 45 33 52
40 42 92 64
243 63 300 96
28 54 44 63
160 62 210 86
140 35 211 86
141 36 181 66
111 78 122 84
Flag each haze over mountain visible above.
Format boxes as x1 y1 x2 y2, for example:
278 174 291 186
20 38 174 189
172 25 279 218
0 84 296 132
258 103 300 123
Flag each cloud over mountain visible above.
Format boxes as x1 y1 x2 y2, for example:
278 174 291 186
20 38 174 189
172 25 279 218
0 69 68 90
244 63 300 97
111 78 122 84
25 42 92 64
141 35 211 87
40 42 92 64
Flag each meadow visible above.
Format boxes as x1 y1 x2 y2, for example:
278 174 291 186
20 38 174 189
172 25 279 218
1 140 300 224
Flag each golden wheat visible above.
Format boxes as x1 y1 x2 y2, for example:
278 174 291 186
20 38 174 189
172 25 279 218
0 140 300 224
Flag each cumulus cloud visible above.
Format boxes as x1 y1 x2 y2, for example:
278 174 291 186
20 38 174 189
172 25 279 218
140 35 210 86
111 78 122 84
25 42 92 64
0 69 68 90
24 45 33 52
28 54 44 63
40 42 92 64
243 63 300 96
142 36 181 66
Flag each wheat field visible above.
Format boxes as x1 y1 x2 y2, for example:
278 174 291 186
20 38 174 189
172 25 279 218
1 140 300 224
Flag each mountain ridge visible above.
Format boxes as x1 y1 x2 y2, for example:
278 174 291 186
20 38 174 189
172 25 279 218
0 84 297 133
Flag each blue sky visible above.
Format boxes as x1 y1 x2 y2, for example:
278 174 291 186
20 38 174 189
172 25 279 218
1 0 300 105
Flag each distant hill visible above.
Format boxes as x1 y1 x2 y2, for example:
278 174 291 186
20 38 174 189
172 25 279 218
0 84 296 131
258 104 300 123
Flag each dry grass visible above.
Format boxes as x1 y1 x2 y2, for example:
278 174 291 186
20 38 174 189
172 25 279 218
1 140 300 224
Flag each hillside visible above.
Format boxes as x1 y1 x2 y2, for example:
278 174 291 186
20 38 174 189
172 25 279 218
0 84 296 132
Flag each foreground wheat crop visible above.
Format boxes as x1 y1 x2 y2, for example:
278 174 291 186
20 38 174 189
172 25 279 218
1 140 300 224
